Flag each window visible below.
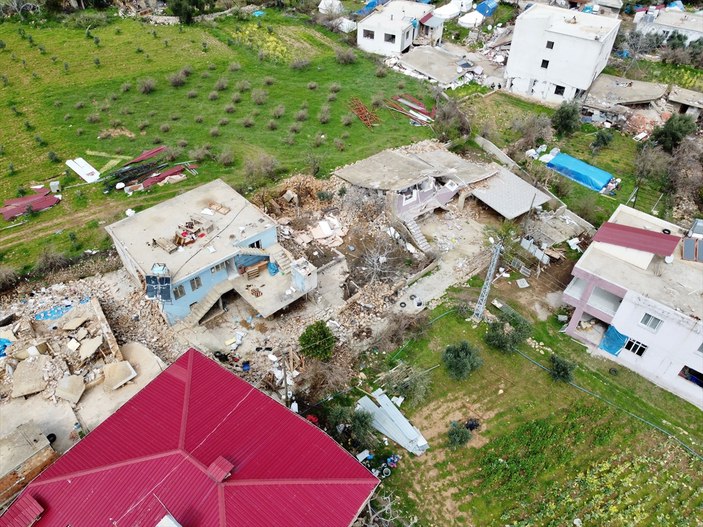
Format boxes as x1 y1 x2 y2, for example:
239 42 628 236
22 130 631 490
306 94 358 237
211 263 226 274
698 342 703 354
541 59 549 69
554 85 565 96
640 313 662 332
546 40 554 49
173 284 186 300
624 338 647 356
363 29 375 40
679 365 703 388
249 240 262 249
189 276 202 291
406 30 410 40
384 33 396 44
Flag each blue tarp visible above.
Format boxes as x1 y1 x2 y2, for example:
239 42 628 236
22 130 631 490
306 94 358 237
599 325 628 355
476 0 498 17
546 153 613 192
355 0 387 16
0 338 11 358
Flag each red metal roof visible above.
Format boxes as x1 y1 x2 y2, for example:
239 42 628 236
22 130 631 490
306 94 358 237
0 494 43 527
1 190 60 221
125 146 167 165
593 221 681 257
0 349 378 527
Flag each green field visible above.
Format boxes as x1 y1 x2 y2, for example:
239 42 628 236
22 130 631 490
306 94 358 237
604 59 703 92
0 12 432 272
360 294 703 526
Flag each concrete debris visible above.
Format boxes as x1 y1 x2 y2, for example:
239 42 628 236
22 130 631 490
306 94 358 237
103 361 137 391
55 375 86 404
11 356 49 398
79 336 103 361
62 317 88 331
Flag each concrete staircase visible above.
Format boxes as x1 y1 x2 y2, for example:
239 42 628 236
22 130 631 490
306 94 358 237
405 219 431 254
271 248 292 274
235 246 269 257
174 279 234 329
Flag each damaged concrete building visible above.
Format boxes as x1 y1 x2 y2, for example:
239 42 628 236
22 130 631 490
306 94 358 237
335 145 550 253
106 179 318 326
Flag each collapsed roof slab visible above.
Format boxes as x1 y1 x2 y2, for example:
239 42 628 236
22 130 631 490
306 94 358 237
55 375 86 405
587 74 667 108
335 150 432 191
399 46 467 85
11 356 49 398
668 85 703 109
471 165 551 220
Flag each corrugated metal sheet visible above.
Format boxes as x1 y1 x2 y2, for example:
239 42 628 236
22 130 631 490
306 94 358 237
125 146 167 165
0 494 43 527
0 350 377 527
593 222 681 257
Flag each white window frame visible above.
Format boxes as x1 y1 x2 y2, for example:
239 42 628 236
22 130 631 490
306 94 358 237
173 284 186 300
211 263 225 274
189 276 202 292
640 313 662 332
624 338 647 356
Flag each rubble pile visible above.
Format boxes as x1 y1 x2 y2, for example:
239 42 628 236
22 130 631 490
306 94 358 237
526 337 553 356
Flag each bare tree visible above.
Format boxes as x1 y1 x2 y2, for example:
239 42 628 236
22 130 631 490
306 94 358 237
356 231 405 285
1 0 42 18
359 493 418 527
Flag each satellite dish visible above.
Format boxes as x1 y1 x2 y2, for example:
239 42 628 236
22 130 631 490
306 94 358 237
664 255 674 264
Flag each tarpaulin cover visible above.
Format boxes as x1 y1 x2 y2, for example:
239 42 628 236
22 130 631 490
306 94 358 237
355 0 388 16
476 0 498 16
599 325 628 355
547 153 613 191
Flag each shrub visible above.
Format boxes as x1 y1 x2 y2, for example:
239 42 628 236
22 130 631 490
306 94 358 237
251 89 268 105
201 71 210 79
317 190 333 201
194 115 204 123
272 104 285 119
318 105 331 124
433 99 472 141
289 122 302 134
187 90 198 99
0 265 18 293
177 139 188 148
244 153 280 180
138 120 150 131
375 65 387 77
267 119 278 131
159 123 171 133
443 341 483 380
313 132 325 147
242 116 255 128
35 251 70 273
208 91 219 101
327 93 337 102
552 177 572 199
163 147 182 162
299 320 335 361
170 114 181 121
335 49 356 65
63 114 72 121
307 81 318 90
371 93 384 109
120 107 133 115
218 118 229 126
397 80 405 89
47 151 60 163
551 101 580 136
290 58 310 70
650 114 696 153
231 92 242 104
447 422 471 450
295 109 308 122
75 101 85 110
152 136 163 144
138 78 156 94
590 129 613 152
214 77 228 91
550 354 576 382
75 128 83 136
283 134 295 145
228 62 241 72
263 76 275 86
334 138 345 151
189 147 212 162
210 126 221 137
236 80 251 92
484 312 532 353
218 149 235 166
169 71 186 87
86 113 100 123
180 65 193 77
341 113 354 126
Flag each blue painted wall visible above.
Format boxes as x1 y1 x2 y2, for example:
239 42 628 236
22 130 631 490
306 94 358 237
162 225 278 324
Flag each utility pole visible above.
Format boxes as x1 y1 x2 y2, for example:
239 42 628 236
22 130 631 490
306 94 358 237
472 241 503 322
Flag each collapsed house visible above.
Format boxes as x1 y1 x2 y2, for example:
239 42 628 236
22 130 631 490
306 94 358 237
334 145 550 253
562 205 703 410
356 0 443 56
105 179 318 326
504 4 620 103
635 8 703 45
1 349 379 526
668 85 703 123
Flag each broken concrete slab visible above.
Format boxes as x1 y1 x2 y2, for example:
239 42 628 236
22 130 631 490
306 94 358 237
67 339 80 352
11 356 49 398
62 316 88 331
55 375 85 405
79 336 103 361
102 361 137 390
75 328 88 341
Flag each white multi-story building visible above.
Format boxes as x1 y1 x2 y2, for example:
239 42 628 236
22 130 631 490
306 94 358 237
635 9 703 46
504 4 620 103
563 205 703 410
356 1 443 56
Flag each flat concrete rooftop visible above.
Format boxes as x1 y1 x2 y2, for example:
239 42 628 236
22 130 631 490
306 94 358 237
669 85 703 109
652 10 703 33
587 74 667 107
576 205 703 319
335 146 494 191
520 4 620 40
399 46 467 85
105 179 276 282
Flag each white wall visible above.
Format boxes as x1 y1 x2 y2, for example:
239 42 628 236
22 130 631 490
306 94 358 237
607 291 703 409
636 18 703 45
505 14 619 102
357 18 415 55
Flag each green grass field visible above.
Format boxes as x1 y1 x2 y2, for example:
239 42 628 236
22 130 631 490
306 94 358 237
364 297 703 526
0 12 432 272
604 59 703 92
